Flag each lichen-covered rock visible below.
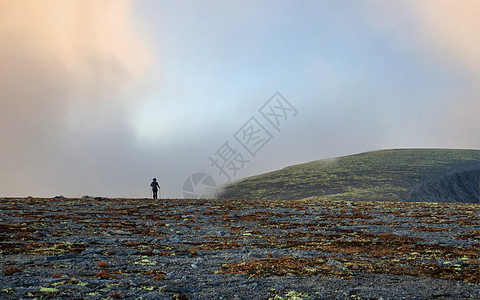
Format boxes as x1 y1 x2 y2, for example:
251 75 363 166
0 197 479 299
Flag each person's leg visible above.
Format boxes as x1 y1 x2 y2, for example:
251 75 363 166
153 190 157 199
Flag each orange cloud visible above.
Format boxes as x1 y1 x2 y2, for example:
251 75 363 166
405 0 480 80
366 0 480 81
404 0 480 146
365 0 480 148
0 0 152 85
0 0 153 196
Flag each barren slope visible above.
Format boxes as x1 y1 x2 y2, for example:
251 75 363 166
219 149 480 203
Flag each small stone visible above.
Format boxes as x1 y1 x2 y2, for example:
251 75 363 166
45 254 76 261
432 291 451 298
108 230 130 235
32 231 47 238
169 237 181 243
182 215 196 219
327 258 343 266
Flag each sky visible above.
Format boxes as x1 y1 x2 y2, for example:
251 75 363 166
0 0 479 198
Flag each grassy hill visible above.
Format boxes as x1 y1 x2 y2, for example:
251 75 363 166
218 149 480 203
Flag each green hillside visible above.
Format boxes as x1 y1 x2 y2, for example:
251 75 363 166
218 149 480 203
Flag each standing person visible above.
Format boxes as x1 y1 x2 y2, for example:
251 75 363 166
151 178 160 199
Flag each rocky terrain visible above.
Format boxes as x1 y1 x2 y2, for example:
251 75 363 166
0 197 479 299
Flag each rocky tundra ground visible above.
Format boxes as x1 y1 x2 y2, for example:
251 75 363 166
0 197 479 299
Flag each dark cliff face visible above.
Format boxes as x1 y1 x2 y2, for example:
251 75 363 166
404 168 480 203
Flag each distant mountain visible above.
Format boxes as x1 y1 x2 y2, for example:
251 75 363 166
218 149 480 203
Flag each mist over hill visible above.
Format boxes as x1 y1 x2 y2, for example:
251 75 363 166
218 149 480 203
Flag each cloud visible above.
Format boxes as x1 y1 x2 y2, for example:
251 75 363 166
0 0 153 196
402 0 480 147
364 0 480 149
404 0 480 80
368 0 480 81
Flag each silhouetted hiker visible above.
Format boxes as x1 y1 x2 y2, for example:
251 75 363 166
151 178 160 199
